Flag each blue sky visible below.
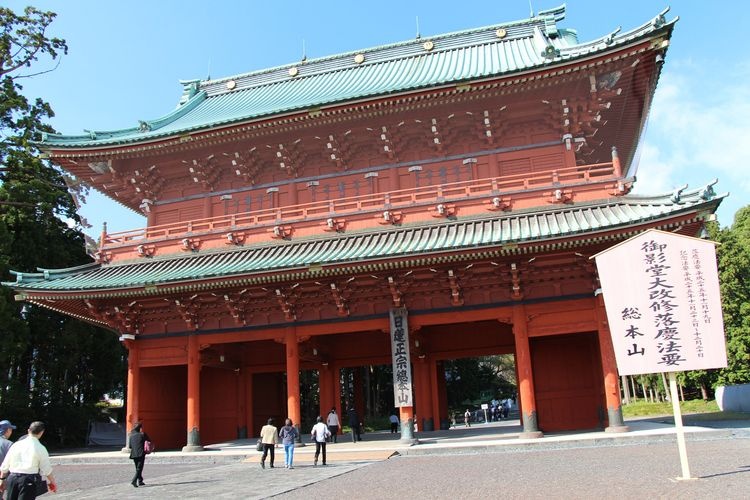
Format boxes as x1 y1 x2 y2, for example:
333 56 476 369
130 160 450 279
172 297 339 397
7 1 749 236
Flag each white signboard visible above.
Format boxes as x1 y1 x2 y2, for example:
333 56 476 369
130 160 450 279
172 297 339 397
593 229 727 375
389 308 413 407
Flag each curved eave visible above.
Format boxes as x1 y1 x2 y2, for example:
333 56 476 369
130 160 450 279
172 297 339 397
7 186 723 300
39 13 676 152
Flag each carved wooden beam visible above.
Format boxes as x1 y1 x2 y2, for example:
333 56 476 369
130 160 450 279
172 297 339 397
510 262 523 300
387 276 403 307
329 283 349 317
447 269 464 306
183 155 222 191
174 295 202 330
275 288 296 321
224 148 263 185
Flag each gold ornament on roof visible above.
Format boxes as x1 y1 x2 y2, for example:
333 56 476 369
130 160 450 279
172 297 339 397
226 80 237 90
423 41 434 51
289 67 299 77
496 28 507 39
354 54 365 64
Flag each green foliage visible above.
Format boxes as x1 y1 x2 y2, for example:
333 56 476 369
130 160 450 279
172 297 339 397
715 209 750 385
0 6 125 448
622 399 719 417
445 355 517 411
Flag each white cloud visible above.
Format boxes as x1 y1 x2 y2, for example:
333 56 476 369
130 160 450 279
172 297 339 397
635 61 750 225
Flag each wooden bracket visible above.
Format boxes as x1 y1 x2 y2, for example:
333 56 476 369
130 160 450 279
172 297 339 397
486 196 511 212
323 218 346 232
510 262 523 300
271 225 293 239
136 244 156 258
447 269 464 306
329 283 349 316
275 289 296 321
225 231 246 245
430 203 456 218
181 237 201 251
387 276 403 307
378 210 403 225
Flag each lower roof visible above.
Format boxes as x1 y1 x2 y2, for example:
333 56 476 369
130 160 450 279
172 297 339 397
6 183 722 297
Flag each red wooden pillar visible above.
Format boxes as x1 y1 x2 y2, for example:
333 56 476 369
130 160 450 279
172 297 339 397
595 295 629 432
236 368 247 439
428 357 440 430
124 341 139 451
353 368 364 424
512 305 543 438
183 334 203 451
414 358 434 431
319 364 334 419
245 370 254 437
284 327 302 430
333 364 342 437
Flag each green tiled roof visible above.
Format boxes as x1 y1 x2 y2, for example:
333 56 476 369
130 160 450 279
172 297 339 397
41 6 674 148
6 183 722 295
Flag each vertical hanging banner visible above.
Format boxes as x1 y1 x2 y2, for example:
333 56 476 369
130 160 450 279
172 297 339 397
593 229 727 375
390 308 413 407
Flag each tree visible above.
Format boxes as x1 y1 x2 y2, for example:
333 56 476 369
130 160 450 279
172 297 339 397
0 6 125 447
715 207 750 385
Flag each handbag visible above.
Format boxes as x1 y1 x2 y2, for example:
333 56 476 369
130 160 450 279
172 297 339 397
256 439 263 452
34 474 48 496
144 440 154 454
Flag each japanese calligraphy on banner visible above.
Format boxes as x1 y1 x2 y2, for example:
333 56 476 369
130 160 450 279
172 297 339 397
389 308 413 407
593 229 727 375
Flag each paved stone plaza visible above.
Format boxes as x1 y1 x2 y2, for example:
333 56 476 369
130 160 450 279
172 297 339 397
46 417 750 499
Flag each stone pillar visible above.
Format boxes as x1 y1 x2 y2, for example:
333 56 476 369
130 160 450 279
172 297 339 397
284 327 303 442
182 334 203 451
595 295 629 432
399 406 416 443
512 305 543 438
122 341 139 452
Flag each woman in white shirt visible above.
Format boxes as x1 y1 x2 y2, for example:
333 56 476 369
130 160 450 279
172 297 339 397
325 408 340 443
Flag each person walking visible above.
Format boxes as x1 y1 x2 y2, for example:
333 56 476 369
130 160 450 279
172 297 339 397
127 422 151 487
0 421 57 499
325 408 340 443
389 412 399 433
347 406 362 442
278 418 299 469
0 420 16 465
310 416 331 466
464 409 471 427
259 418 278 469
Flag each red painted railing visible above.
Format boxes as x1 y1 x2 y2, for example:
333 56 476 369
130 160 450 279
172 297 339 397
102 161 616 247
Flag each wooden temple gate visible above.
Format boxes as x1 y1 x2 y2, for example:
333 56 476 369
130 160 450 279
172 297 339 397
7 6 724 450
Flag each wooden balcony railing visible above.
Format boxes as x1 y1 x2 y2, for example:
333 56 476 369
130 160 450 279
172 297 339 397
102 161 617 248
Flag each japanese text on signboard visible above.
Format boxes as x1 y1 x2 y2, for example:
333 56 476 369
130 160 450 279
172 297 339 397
389 308 413 407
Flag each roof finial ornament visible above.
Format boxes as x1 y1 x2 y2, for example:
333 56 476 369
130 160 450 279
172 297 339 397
301 39 307 62
415 16 421 39
206 58 211 81
528 0 534 18
670 184 688 203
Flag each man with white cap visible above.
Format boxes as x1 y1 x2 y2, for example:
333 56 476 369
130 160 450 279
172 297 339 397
0 420 16 464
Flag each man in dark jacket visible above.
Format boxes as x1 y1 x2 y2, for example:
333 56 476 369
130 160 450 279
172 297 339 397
128 422 151 487
347 406 361 442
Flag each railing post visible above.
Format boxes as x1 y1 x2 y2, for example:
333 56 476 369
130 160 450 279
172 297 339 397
100 222 108 248
611 146 622 178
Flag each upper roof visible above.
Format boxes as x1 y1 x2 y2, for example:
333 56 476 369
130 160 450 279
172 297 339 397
40 5 675 149
7 181 722 297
